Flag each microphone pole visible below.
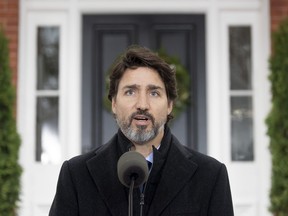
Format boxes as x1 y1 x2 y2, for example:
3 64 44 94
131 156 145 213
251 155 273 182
117 151 149 216
129 177 135 216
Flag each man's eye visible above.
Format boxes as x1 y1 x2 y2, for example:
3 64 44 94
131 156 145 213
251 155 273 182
125 89 135 96
150 91 160 97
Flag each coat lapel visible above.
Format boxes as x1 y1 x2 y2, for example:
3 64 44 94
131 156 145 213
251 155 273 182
86 143 128 216
148 141 198 216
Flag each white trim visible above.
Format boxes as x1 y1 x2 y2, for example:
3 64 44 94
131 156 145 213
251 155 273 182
230 90 253 96
23 0 263 13
206 0 223 159
255 0 272 214
18 0 31 214
36 91 60 97
65 2 82 158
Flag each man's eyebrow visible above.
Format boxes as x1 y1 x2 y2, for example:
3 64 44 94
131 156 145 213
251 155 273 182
147 84 164 91
121 84 139 90
121 84 164 91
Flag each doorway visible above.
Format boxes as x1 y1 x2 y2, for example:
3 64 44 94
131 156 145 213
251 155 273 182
81 14 206 153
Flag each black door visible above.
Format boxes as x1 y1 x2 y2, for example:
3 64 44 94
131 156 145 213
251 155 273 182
82 14 206 153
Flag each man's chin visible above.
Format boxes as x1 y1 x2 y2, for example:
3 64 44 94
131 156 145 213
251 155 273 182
135 124 149 130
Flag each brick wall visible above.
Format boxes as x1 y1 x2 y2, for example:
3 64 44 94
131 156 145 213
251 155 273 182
270 0 288 32
0 0 19 87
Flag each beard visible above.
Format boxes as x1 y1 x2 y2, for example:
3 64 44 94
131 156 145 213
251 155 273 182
115 110 166 145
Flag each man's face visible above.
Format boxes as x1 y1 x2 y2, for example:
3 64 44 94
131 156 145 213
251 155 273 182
112 67 173 145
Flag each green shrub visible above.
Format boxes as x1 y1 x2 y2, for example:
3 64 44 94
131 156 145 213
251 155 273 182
0 27 22 216
266 18 288 216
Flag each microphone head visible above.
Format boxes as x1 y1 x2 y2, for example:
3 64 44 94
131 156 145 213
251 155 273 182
117 151 149 188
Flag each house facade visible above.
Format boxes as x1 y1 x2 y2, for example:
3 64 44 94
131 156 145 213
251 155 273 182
1 0 287 215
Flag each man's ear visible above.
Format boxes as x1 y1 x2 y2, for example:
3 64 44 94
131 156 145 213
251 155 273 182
168 101 173 115
111 97 116 114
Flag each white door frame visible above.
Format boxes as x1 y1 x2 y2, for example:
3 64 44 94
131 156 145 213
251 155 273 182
18 0 271 215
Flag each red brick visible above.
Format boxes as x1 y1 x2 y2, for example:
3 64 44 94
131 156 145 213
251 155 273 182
0 0 19 95
270 0 288 34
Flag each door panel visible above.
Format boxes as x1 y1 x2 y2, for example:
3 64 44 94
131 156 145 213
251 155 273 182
82 15 206 153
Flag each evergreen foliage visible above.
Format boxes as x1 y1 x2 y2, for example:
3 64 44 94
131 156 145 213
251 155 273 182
266 18 288 216
157 49 190 119
0 27 22 216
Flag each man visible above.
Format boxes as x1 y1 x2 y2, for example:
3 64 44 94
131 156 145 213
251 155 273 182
49 45 234 216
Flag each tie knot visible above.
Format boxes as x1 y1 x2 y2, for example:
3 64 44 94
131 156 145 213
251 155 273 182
147 160 152 170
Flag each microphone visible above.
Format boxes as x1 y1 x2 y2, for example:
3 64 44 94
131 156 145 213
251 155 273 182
117 151 149 188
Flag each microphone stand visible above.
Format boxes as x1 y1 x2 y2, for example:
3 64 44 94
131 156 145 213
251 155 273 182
117 151 149 216
128 176 135 216
140 193 145 216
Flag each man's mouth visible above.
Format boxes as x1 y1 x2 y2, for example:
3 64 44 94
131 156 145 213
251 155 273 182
129 111 154 127
134 115 150 121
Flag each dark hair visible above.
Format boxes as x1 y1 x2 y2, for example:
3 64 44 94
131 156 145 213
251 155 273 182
108 45 178 121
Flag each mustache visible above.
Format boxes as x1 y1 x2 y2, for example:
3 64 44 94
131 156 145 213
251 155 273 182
129 110 155 124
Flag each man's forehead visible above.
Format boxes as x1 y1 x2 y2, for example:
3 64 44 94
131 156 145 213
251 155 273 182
120 67 163 81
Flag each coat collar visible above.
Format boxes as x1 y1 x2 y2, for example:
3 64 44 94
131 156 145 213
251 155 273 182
86 133 128 216
147 136 198 215
86 127 198 216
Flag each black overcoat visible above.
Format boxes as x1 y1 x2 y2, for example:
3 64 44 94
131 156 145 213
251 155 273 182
49 127 234 216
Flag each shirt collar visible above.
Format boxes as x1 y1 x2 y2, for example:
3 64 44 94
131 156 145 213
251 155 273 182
146 144 160 164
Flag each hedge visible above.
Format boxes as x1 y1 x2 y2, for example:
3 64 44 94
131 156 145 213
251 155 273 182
266 18 288 216
0 27 22 216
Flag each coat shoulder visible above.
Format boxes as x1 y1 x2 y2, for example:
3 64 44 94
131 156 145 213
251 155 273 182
66 135 117 170
171 135 225 173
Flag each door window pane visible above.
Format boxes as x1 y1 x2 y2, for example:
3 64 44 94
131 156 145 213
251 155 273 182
36 26 61 164
231 96 254 161
36 97 60 164
229 25 254 161
37 27 59 90
229 26 252 90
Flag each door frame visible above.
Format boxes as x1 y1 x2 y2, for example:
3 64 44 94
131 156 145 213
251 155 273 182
18 1 271 215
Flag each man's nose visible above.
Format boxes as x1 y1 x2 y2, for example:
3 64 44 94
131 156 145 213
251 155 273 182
136 93 150 110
